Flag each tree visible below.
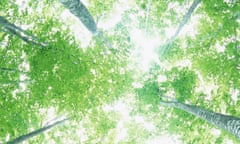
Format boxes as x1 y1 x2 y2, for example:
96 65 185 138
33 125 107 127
60 0 114 52
60 0 97 34
0 16 47 47
159 97 240 139
6 117 70 144
1 0 239 143
159 0 201 55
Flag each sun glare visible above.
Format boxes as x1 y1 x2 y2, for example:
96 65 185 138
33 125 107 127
130 28 161 71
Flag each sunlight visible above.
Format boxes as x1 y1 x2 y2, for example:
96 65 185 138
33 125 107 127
146 134 182 144
98 2 126 30
135 115 155 131
165 27 176 39
130 28 161 71
105 101 130 143
157 75 167 83
15 0 30 13
211 128 221 137
175 59 192 68
229 88 239 102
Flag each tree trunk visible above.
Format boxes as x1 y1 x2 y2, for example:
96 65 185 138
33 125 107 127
60 0 97 34
161 0 201 55
0 16 47 47
159 101 240 139
6 117 69 144
60 0 116 53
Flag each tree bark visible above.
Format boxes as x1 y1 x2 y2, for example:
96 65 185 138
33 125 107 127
60 0 116 53
0 16 47 47
159 100 240 139
6 117 69 144
60 0 97 34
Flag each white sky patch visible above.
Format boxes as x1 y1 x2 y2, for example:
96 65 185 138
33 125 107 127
165 26 176 39
158 75 167 83
167 2 184 13
195 71 219 101
132 82 143 88
97 0 136 34
211 128 221 137
98 2 126 30
229 88 239 102
215 43 226 53
115 121 128 144
214 36 237 53
175 59 192 68
146 134 183 144
130 28 161 71
39 107 67 126
60 10 92 49
179 15 201 38
0 35 9 49
134 115 155 131
77 122 88 143
15 0 30 13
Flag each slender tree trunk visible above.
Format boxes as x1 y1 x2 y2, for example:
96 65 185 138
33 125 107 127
145 0 152 32
161 0 201 55
60 0 115 53
6 117 70 144
0 16 47 47
159 100 240 139
60 0 97 34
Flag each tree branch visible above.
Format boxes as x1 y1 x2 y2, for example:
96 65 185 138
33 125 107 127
6 117 70 144
161 0 201 55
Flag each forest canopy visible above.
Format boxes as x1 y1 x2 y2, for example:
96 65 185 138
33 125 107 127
0 0 240 143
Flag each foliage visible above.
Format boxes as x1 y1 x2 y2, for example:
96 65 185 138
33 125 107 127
1 0 240 143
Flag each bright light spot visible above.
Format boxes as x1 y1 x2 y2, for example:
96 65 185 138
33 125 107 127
132 82 143 88
39 107 61 126
15 0 29 12
115 121 128 144
130 29 161 71
90 68 96 75
175 59 192 68
97 0 135 31
223 139 234 144
103 100 131 118
195 71 219 101
98 4 124 30
146 135 182 144
135 116 155 131
119 68 125 75
215 43 225 53
77 122 88 143
179 15 201 38
211 128 221 136
229 88 239 102
60 10 92 49
167 2 181 12
5 134 10 141
158 75 167 82
165 27 176 38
